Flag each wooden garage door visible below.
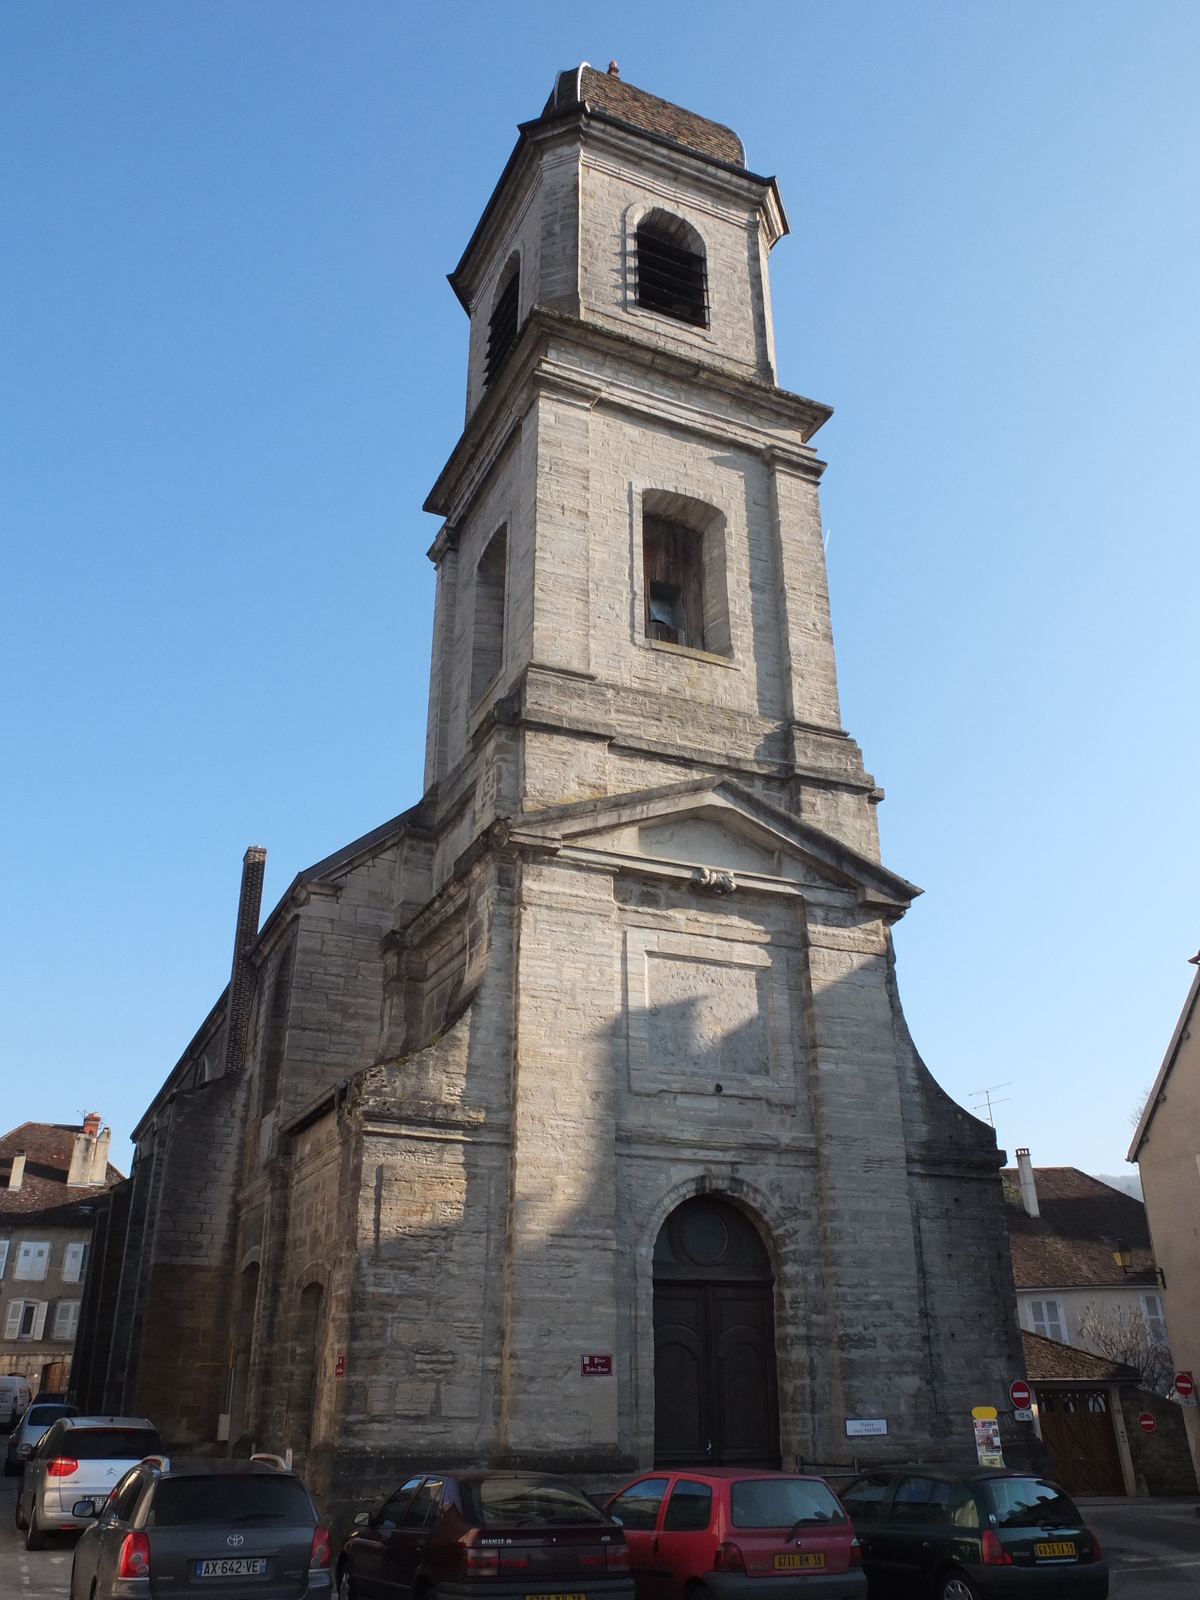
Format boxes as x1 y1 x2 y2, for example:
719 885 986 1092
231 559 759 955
1038 1388 1125 1496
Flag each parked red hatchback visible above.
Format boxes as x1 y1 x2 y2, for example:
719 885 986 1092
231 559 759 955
604 1470 864 1600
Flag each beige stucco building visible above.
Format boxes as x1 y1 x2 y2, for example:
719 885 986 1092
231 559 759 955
1129 951 1200 1482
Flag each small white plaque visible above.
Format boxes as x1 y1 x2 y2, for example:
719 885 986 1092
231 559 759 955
845 1418 888 1437
1013 1407 1034 1422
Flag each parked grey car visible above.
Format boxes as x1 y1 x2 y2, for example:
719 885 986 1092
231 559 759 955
4 1400 78 1474
69 1456 332 1599
16 1415 161 1548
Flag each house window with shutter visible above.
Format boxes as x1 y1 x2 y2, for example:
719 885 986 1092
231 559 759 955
1140 1292 1168 1342
1029 1298 1067 1343
4 1299 48 1339
52 1301 80 1340
62 1242 87 1284
14 1241 50 1281
643 517 704 650
0 1240 9 1278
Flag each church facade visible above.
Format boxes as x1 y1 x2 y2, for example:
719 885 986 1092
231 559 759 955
72 66 1030 1510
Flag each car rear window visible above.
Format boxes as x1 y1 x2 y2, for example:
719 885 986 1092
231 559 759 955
461 1477 607 1527
148 1476 315 1527
984 1478 1080 1529
28 1405 77 1426
64 1428 163 1461
730 1479 846 1528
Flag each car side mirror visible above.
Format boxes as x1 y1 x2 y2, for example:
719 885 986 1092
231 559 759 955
73 1499 100 1519
354 1512 371 1527
610 1515 624 1527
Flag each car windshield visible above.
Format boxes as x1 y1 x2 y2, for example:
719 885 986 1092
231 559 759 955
730 1479 846 1528
461 1477 607 1528
148 1475 315 1526
63 1428 162 1461
27 1405 76 1428
985 1479 1081 1529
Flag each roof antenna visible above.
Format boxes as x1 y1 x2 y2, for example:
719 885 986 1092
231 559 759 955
607 60 620 77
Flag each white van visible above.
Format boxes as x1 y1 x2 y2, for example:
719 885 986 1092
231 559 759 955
0 1375 32 1427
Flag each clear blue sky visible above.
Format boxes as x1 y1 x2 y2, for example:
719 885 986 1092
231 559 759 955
3 4 1197 1178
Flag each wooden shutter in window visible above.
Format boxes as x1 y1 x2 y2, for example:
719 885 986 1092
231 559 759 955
31 1301 48 1340
4 1300 23 1339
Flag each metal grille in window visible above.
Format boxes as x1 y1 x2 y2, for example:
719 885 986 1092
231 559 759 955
637 227 707 327
485 274 520 386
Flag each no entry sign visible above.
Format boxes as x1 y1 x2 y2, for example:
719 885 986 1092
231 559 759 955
1138 1412 1157 1433
1176 1371 1195 1399
1009 1380 1032 1410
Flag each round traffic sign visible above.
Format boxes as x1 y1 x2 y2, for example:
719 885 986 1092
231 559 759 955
1139 1412 1157 1433
1009 1380 1032 1410
1176 1371 1195 1399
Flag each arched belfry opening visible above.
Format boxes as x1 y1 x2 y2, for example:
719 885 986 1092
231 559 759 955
652 1196 780 1468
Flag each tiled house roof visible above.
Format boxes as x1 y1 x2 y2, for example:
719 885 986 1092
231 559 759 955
0 1122 123 1220
1021 1329 1139 1383
543 66 746 168
1003 1165 1157 1288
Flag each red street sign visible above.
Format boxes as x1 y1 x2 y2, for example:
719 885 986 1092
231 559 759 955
334 1353 346 1378
1009 1380 1032 1410
1138 1412 1156 1433
1176 1371 1195 1398
581 1354 612 1377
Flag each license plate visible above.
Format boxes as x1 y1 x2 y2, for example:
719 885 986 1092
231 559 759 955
775 1553 825 1570
1034 1541 1076 1559
196 1558 268 1577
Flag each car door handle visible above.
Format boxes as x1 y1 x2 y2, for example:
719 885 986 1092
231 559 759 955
652 1539 658 1553
922 1542 932 1549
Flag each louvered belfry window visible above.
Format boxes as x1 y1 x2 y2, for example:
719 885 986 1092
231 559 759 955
636 215 707 327
485 271 520 386
644 517 704 650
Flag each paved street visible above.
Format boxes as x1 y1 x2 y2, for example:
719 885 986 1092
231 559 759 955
1077 1500 1200 1596
0 1479 74 1599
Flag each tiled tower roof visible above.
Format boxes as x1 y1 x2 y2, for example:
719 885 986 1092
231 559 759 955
542 65 745 168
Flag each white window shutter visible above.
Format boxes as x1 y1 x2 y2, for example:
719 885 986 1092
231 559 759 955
15 1241 50 1282
0 1240 9 1277
31 1301 48 1340
63 1243 87 1284
4 1299 23 1339
53 1301 80 1340
1030 1301 1047 1336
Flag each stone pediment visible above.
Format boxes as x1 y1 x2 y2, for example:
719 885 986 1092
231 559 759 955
498 777 920 916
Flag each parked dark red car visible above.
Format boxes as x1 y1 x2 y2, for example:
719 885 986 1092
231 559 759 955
604 1469 864 1600
337 1471 633 1600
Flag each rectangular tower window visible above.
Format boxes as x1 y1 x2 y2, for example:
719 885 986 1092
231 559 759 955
470 526 507 705
485 273 520 387
643 517 704 650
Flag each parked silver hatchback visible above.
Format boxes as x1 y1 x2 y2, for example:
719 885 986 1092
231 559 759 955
16 1415 161 1548
4 1400 79 1474
69 1456 332 1599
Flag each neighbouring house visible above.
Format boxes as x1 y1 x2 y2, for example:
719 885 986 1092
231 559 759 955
0 1116 123 1394
1128 946 1200 1488
1004 1150 1168 1370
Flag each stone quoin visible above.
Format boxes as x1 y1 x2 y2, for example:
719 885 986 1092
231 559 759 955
71 64 1031 1513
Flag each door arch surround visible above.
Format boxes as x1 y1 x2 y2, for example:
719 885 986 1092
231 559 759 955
652 1194 781 1468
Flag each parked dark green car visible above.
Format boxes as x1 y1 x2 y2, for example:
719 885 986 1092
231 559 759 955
838 1470 1107 1600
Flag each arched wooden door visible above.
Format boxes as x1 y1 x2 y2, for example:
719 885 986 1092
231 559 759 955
653 1196 780 1468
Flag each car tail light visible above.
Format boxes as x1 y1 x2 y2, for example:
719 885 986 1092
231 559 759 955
311 1527 332 1569
500 1553 531 1572
607 1544 631 1573
981 1530 1012 1566
466 1547 500 1574
1089 1530 1102 1560
848 1538 862 1568
46 1457 79 1477
118 1531 151 1579
714 1542 746 1573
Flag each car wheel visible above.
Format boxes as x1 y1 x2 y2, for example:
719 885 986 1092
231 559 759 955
938 1573 978 1600
15 1491 28 1531
26 1506 48 1550
338 1565 356 1600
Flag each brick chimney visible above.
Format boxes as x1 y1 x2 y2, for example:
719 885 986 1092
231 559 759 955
68 1118 111 1186
1015 1147 1040 1218
223 846 267 1075
7 1151 26 1191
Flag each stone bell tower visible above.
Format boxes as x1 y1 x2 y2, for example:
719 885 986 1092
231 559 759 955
376 63 1028 1477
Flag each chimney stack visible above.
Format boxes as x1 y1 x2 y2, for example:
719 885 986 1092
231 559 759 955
8 1151 26 1191
1015 1147 1040 1218
68 1119 111 1186
224 846 268 1076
